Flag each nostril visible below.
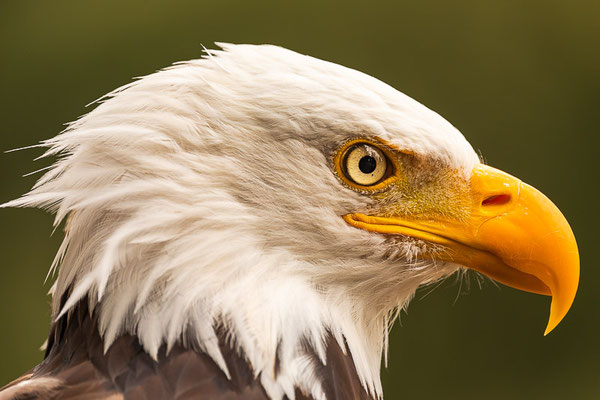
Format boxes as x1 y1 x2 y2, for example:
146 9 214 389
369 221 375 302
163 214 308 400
482 194 511 207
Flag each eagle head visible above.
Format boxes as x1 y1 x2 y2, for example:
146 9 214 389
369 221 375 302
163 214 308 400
5 44 579 400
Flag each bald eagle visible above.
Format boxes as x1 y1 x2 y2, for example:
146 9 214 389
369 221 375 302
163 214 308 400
0 44 578 400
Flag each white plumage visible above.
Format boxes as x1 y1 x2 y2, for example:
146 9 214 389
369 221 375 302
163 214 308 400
5 43 546 400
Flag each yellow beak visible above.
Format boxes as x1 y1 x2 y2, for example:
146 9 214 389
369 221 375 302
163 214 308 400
344 164 579 334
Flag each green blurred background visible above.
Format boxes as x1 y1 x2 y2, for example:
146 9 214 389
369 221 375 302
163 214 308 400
0 0 598 398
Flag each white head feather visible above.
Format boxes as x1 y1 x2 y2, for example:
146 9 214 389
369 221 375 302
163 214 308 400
6 44 479 400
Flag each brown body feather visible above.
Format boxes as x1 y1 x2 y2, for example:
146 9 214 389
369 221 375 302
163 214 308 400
0 300 373 400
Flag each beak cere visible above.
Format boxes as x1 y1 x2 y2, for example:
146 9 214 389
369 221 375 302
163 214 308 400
344 164 580 335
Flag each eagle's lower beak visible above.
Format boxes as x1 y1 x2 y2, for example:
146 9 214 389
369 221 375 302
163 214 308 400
344 164 579 334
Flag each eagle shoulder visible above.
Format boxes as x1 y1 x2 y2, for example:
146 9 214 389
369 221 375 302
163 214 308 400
0 299 373 400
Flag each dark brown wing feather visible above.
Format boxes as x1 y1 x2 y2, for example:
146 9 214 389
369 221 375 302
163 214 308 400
1 299 374 400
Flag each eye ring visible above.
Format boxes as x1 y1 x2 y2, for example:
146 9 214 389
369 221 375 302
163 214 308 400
334 139 398 190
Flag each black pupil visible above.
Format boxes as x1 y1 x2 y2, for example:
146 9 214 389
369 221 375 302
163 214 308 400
358 155 377 174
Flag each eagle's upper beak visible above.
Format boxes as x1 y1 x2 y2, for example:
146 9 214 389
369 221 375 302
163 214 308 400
344 164 579 334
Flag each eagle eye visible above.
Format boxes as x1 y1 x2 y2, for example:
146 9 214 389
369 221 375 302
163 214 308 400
343 143 388 186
